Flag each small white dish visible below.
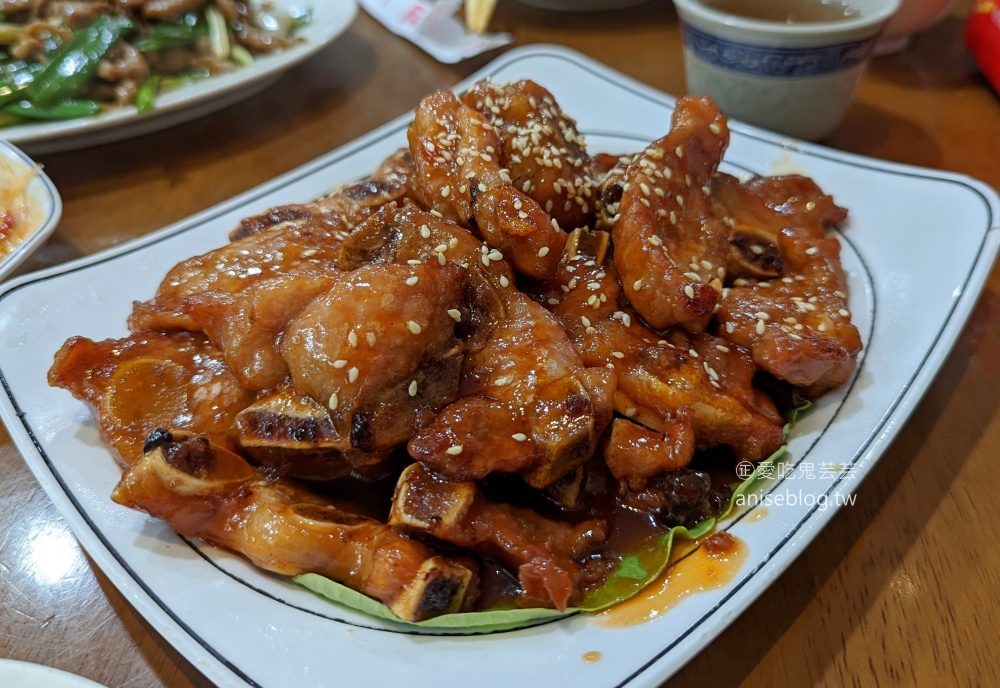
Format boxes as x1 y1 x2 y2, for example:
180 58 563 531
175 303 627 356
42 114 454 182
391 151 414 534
0 659 107 688
0 140 61 281
0 1 358 155
0 45 996 688
674 0 901 140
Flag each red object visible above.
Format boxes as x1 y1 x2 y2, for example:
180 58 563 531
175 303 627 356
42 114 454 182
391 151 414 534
965 1 1000 92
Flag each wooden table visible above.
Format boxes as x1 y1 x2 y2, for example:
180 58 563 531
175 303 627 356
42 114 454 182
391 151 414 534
2 3 998 686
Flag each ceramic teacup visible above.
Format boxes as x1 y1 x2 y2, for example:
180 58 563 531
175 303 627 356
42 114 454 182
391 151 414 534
673 0 902 140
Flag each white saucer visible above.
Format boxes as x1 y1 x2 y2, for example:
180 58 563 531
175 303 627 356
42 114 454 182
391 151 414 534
0 659 107 687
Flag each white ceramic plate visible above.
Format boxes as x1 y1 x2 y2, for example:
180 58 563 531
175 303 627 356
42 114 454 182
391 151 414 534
0 140 61 280
0 46 997 688
0 659 107 688
0 1 357 155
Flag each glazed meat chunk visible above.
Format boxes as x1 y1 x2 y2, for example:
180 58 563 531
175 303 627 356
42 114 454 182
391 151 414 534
614 96 731 332
280 261 466 455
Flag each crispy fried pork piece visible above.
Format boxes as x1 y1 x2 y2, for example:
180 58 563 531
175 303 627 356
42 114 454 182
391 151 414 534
535 255 785 477
231 149 418 241
408 285 616 489
603 412 695 485
232 385 390 481
165 272 338 391
614 96 730 332
390 463 605 611
340 200 513 293
709 174 862 396
280 262 465 455
713 173 849 280
408 89 566 278
114 432 475 621
339 202 616 489
129 221 343 334
47 332 253 465
461 80 599 231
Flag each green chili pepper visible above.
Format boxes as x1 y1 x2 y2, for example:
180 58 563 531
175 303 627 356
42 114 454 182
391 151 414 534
1 98 102 120
0 60 42 106
133 14 208 52
26 14 135 108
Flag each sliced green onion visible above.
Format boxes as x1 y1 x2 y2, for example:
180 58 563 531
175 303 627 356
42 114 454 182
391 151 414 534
230 43 253 68
134 76 160 113
205 6 230 61
0 23 24 45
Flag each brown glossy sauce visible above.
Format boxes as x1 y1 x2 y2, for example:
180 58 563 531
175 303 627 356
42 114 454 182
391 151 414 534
597 532 747 627
703 0 860 23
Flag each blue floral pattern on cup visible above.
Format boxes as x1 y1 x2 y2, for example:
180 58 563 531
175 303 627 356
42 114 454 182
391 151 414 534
681 22 879 77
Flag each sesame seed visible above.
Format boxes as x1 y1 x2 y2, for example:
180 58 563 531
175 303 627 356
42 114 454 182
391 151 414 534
716 344 730 353
446 445 464 455
675 146 684 158
805 247 819 255
447 309 462 322
437 252 446 265
633 279 644 290
420 225 431 239
301 249 318 258
649 235 663 247
348 367 359 383
499 275 510 288
348 330 358 348
512 433 527 442
581 315 592 328
754 311 770 320
750 245 765 255
488 249 504 262
684 285 696 299
709 122 722 135
818 322 828 332
333 359 347 369
408 380 418 397
328 392 339 411
755 319 766 335
625 407 637 418
408 321 422 334
684 272 701 280
537 246 550 258
725 322 736 334
494 375 512 387
405 276 419 286
366 332 376 346
839 308 851 317
547 298 559 305
434 243 448 253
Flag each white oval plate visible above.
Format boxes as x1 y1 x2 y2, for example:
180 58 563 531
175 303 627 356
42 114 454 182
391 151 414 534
0 659 107 688
0 46 996 688
0 140 61 280
0 1 357 155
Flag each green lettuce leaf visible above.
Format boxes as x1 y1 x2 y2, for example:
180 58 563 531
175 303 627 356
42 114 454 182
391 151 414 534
295 400 808 631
